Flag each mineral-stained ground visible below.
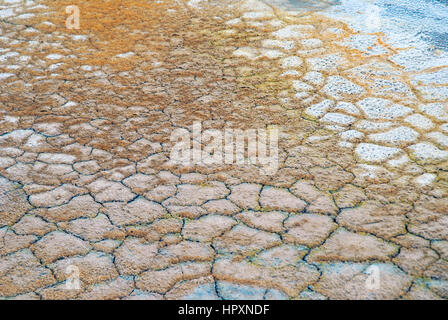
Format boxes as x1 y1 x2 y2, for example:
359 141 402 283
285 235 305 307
0 0 448 300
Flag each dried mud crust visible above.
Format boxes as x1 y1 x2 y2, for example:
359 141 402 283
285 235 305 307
0 0 447 300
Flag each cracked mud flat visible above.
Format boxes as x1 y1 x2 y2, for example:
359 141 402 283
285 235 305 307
0 0 448 300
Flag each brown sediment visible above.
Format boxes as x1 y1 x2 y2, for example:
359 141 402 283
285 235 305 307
0 0 447 300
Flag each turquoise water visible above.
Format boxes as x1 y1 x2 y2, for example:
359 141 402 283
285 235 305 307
331 0 448 50
376 0 448 50
272 0 448 50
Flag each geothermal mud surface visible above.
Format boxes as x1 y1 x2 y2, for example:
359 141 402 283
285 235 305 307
0 0 448 299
